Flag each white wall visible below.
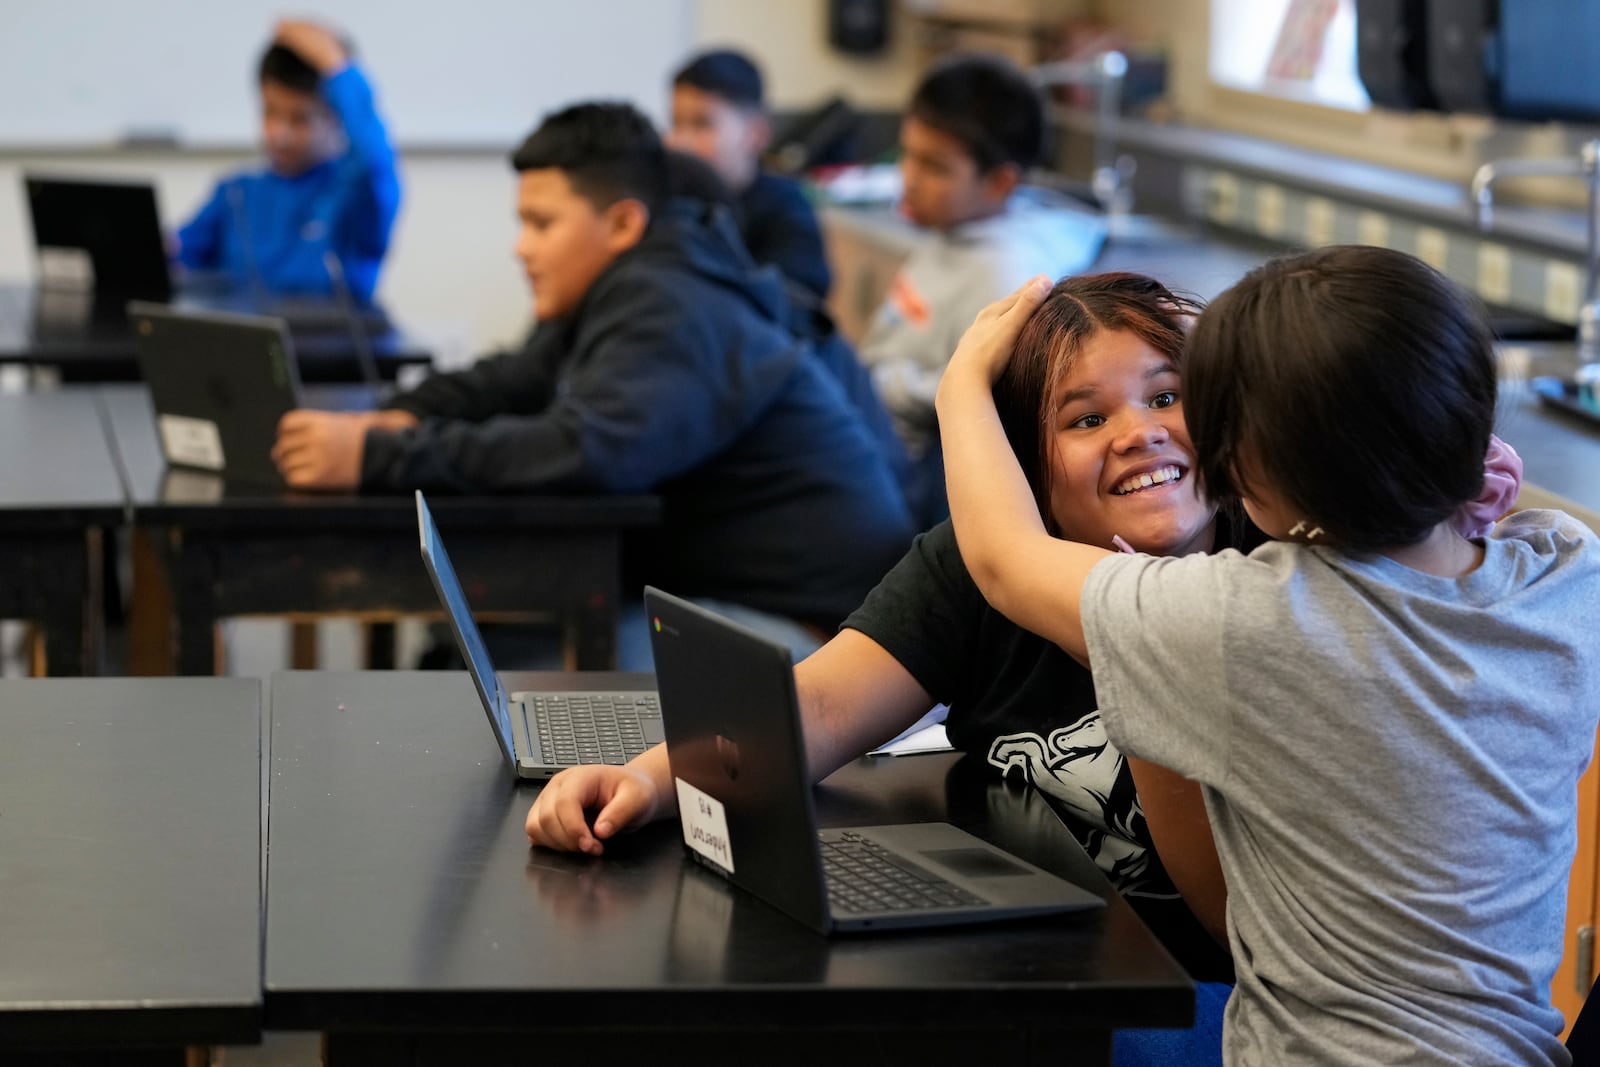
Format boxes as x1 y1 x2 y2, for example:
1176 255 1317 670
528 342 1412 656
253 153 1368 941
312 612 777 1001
0 2 923 362
692 0 923 111
0 0 690 147
0 151 528 367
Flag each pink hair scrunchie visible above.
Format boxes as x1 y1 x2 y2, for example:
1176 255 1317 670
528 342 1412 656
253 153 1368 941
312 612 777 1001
1454 434 1522 539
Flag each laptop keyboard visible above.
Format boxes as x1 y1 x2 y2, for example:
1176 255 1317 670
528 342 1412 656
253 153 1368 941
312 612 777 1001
820 830 987 914
529 693 661 766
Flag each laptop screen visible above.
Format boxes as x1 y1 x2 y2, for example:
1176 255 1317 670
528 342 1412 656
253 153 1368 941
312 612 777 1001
415 491 516 763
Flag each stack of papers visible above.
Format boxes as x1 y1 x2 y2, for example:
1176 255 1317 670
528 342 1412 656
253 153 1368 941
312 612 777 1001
867 705 955 757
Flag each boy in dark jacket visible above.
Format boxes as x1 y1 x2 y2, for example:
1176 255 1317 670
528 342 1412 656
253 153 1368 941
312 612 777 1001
668 49 832 302
272 102 914 661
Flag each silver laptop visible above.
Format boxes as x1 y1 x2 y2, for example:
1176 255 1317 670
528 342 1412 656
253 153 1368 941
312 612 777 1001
645 586 1104 934
416 490 663 779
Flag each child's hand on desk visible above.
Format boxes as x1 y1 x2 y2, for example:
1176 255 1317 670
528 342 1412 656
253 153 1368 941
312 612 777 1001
273 409 415 490
273 19 348 74
527 765 662 856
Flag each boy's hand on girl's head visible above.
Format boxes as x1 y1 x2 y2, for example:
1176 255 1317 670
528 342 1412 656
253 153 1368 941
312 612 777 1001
272 408 407 490
273 19 347 74
942 275 1053 390
526 765 661 856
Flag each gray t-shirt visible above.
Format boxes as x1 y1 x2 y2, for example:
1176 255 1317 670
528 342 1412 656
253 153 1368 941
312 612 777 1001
1081 509 1600 1066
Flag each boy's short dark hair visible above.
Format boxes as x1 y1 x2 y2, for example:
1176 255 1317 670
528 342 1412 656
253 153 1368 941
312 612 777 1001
259 31 355 96
259 43 321 95
511 102 668 217
673 49 764 110
909 53 1044 173
1184 244 1498 551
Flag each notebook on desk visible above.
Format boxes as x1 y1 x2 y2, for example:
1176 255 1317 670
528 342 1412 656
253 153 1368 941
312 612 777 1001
416 491 663 780
128 301 301 488
644 587 1103 935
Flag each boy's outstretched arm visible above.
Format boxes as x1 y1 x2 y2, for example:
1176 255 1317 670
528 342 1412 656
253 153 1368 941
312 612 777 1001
935 277 1109 666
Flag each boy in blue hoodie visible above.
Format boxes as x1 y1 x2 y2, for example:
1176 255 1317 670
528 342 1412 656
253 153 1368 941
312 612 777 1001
271 103 914 664
176 19 401 303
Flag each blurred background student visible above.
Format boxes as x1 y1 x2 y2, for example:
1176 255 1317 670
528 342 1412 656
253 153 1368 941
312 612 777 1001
175 18 401 303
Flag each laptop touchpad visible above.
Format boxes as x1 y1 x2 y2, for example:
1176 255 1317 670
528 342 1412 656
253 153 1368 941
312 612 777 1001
920 847 1034 879
643 719 666 745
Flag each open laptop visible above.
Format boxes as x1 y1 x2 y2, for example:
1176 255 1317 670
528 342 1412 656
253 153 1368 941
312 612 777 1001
128 301 301 488
644 587 1104 934
416 491 663 779
25 175 173 306
25 174 389 339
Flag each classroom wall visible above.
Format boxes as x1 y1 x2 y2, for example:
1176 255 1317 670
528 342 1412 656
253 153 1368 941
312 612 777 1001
0 1 923 367
692 0 924 111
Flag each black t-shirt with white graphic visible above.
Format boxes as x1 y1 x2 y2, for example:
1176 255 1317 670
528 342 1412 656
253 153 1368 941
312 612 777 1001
844 518 1256 983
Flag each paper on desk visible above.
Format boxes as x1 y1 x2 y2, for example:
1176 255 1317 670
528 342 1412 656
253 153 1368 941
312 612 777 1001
867 704 955 757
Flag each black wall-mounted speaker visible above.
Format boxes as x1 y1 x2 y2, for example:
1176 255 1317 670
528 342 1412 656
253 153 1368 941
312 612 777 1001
828 0 889 55
1355 0 1437 110
1426 0 1496 113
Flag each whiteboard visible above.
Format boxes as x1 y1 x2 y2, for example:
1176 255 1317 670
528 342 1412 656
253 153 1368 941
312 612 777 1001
2 0 692 148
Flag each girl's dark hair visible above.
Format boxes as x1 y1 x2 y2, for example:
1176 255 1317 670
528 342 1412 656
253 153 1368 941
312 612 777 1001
1183 244 1498 551
994 272 1204 534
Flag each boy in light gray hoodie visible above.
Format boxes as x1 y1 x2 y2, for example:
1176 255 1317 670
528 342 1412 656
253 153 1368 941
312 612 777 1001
861 53 1106 522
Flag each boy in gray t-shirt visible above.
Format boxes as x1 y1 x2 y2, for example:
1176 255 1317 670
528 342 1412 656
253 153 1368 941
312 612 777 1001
934 246 1600 1065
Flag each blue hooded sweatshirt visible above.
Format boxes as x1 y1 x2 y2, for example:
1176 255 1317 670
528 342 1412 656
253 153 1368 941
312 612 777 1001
176 64 401 303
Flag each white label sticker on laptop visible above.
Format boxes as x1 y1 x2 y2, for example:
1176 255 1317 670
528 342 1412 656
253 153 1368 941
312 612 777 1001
676 778 734 874
158 414 225 471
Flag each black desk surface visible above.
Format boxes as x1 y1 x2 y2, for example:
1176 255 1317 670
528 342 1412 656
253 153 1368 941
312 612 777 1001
100 383 659 672
265 671 1193 1043
0 283 432 383
0 678 262 1050
99 382 660 529
0 389 124 524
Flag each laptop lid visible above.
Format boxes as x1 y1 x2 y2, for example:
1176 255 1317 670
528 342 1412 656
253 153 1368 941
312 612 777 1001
128 301 301 488
645 587 1104 935
415 491 518 770
645 586 839 934
25 175 172 303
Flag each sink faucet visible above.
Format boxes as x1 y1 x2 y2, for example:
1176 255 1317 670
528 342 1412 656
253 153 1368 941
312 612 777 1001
1470 139 1600 358
1032 51 1133 217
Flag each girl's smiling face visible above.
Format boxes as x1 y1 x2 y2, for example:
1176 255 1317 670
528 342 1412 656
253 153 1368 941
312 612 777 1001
1044 328 1216 557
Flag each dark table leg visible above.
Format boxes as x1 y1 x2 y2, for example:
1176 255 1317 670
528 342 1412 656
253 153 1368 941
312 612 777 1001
570 588 617 670
1 530 100 676
364 621 397 669
127 527 176 676
35 532 95 676
169 537 222 676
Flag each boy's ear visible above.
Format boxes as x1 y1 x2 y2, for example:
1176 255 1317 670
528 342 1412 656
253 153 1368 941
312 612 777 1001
744 110 773 156
602 198 651 253
980 162 1023 207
